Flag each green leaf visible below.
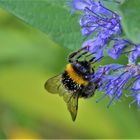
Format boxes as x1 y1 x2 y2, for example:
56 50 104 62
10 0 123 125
119 0 140 44
0 0 83 50
0 8 70 72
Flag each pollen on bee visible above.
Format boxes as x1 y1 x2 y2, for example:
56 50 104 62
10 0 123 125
65 63 88 86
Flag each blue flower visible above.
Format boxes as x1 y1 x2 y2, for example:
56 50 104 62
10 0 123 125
93 64 124 81
68 0 140 110
108 39 130 59
94 64 140 107
108 38 140 64
74 0 122 59
73 0 139 64
92 64 124 93
81 8 121 37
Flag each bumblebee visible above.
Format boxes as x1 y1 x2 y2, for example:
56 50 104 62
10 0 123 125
44 48 100 121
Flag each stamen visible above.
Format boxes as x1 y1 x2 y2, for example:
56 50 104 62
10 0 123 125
107 83 123 108
125 93 135 97
129 100 136 108
123 39 136 46
107 95 115 108
81 14 115 30
102 71 127 90
96 94 107 103
85 7 108 22
112 65 126 71
107 73 132 107
125 75 140 90
125 76 140 90
107 77 125 106
121 49 136 54
81 25 97 28
112 38 136 46
83 36 89 42
94 21 116 31
102 0 121 4
99 1 118 16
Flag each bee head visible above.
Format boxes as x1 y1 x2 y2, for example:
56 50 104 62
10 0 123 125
72 60 91 77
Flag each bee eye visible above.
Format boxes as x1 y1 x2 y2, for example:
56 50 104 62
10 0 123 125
81 67 87 73
85 75 88 78
76 63 80 67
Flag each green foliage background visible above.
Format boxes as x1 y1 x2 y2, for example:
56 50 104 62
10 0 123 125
0 0 140 139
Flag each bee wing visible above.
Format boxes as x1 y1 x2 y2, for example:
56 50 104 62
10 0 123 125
44 75 65 96
63 93 79 121
44 74 79 121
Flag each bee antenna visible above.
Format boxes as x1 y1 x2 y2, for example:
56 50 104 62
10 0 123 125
86 52 96 57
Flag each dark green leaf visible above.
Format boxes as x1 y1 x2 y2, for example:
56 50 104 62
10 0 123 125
119 0 140 44
0 0 83 50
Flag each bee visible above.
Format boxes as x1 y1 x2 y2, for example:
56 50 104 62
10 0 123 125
44 48 101 121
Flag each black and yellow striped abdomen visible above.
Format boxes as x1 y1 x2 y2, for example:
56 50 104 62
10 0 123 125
61 63 89 92
65 63 89 86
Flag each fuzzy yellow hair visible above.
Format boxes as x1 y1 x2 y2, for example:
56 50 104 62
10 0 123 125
65 63 88 86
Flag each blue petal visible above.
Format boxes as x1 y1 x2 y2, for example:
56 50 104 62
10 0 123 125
81 26 97 36
135 93 140 109
95 48 103 59
72 0 92 10
132 79 140 91
129 46 140 64
108 39 129 59
108 48 121 59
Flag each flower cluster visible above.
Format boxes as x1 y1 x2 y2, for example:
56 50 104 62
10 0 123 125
95 64 140 109
72 0 122 59
71 0 140 109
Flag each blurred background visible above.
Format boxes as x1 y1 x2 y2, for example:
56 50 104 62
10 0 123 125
0 7 140 139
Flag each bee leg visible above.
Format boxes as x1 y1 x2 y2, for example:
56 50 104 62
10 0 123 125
76 51 88 60
68 48 86 63
89 57 96 63
83 83 98 98
68 52 78 63
82 84 96 98
90 56 104 64
92 67 95 74
85 52 95 58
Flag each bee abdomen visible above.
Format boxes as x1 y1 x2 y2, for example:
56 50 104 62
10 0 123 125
62 71 82 92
